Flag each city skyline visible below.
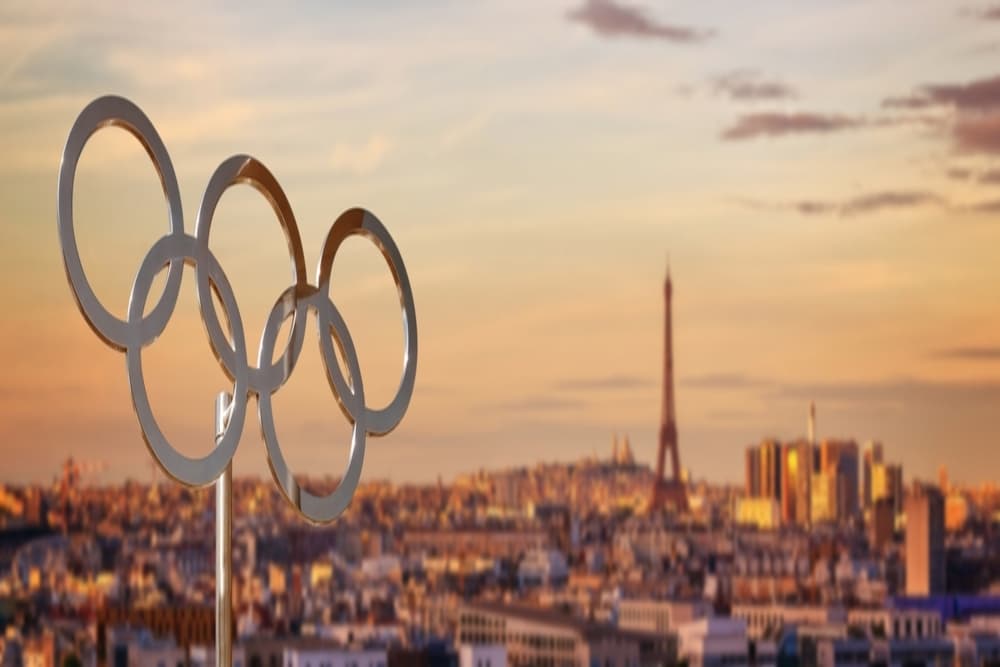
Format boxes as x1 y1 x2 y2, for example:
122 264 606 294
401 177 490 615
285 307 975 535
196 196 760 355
3 1 1000 486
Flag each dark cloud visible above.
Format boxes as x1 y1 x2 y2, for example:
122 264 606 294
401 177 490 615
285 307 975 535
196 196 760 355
946 167 974 181
931 346 1000 360
720 112 863 140
954 113 1000 153
713 71 795 101
883 74 1000 112
981 168 1000 184
884 75 1000 154
567 0 712 43
555 374 653 391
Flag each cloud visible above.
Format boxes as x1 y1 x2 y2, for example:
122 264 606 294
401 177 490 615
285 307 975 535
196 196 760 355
329 135 392 174
676 372 1000 407
966 198 1000 213
720 112 863 140
713 71 795 101
733 190 947 217
953 112 1000 154
440 111 492 150
884 74 1000 112
882 75 1000 154
555 374 654 391
682 373 773 389
492 396 587 413
767 377 1000 403
567 0 712 43
981 168 1000 184
945 166 1000 184
967 5 1000 20
931 346 1000 360
839 191 946 216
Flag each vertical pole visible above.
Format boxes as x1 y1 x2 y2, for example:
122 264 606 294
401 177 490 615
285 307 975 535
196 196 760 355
215 392 233 667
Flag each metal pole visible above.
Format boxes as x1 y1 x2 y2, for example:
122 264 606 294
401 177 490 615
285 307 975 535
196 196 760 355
215 392 233 667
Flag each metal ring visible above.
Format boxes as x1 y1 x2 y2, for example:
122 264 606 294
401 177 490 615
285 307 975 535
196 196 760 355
257 290 367 523
125 234 249 487
195 155 310 391
316 208 418 436
57 95 185 351
57 96 418 522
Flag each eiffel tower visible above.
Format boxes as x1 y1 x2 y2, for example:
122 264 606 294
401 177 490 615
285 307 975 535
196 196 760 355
650 263 688 512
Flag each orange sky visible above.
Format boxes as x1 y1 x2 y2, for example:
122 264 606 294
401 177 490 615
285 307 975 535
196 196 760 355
2 1 1000 487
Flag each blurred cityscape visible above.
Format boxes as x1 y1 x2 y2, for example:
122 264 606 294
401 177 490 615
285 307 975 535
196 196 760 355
1 271 998 667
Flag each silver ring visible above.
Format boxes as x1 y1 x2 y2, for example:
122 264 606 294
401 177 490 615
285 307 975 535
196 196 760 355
56 96 418 523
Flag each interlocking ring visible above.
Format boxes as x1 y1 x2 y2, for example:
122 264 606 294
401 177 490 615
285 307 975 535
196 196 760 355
56 95 417 524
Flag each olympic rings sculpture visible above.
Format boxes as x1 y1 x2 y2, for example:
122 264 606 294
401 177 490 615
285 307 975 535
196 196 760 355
56 96 417 524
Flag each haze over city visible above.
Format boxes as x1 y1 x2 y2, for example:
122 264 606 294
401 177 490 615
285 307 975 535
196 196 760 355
3 0 1000 486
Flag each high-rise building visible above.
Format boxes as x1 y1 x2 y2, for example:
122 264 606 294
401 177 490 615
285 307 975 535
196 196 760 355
811 469 837 524
863 441 884 511
873 462 904 517
760 439 782 502
808 402 816 445
938 465 949 495
820 439 860 523
905 486 945 596
870 497 895 552
781 440 812 526
744 439 782 503
650 265 687 512
745 447 761 498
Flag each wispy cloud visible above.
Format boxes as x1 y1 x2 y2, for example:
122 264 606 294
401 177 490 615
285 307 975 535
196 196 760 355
567 0 712 43
839 191 946 216
945 165 1000 184
931 346 1000 360
555 374 653 391
884 74 1000 112
966 198 1000 213
734 190 947 217
440 111 493 150
767 377 1000 403
492 396 588 413
721 112 863 140
329 135 392 175
677 372 1000 407
961 5 1000 20
712 70 795 101
682 373 773 389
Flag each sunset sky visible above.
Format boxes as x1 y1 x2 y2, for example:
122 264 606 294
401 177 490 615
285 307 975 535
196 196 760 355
2 0 1000 488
